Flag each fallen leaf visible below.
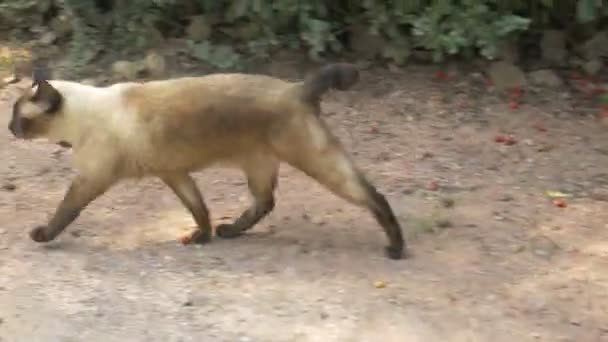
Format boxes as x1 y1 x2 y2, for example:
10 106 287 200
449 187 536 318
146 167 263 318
545 190 572 198
373 280 386 288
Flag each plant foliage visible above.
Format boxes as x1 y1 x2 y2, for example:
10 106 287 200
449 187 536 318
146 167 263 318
2 0 608 69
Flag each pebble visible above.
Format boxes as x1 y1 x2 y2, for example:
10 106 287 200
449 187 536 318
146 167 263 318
2 183 16 191
440 197 455 208
499 194 514 202
529 235 560 259
436 218 453 229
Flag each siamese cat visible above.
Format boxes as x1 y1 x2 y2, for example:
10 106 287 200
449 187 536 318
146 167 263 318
7 63 406 259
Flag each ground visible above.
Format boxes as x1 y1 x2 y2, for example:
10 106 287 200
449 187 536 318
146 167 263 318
1 62 608 342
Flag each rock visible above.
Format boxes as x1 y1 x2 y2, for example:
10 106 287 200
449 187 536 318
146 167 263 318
540 30 567 66
529 235 560 259
39 31 57 45
488 61 527 91
440 197 455 208
186 15 211 42
81 78 97 86
435 218 453 229
528 69 563 88
583 59 603 76
525 295 547 313
143 51 166 78
111 60 138 80
499 194 514 202
1 183 16 191
581 31 608 60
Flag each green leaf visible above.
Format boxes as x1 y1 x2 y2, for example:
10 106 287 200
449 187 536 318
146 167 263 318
576 0 598 23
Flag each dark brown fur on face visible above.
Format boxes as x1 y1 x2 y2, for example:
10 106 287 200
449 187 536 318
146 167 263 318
9 63 406 260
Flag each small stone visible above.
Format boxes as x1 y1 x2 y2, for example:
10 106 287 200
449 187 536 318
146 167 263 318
421 152 434 159
528 69 564 88
143 51 166 78
499 194 514 202
111 60 138 80
81 78 96 86
183 300 193 307
186 15 212 41
513 245 526 253
529 235 560 259
440 197 455 208
401 187 416 195
436 218 453 229
2 183 16 191
522 139 534 146
310 216 325 226
583 59 603 76
525 295 547 313
39 31 57 45
581 31 608 60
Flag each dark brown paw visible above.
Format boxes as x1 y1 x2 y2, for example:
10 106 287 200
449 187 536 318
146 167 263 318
215 223 243 239
385 245 406 260
178 229 211 245
30 226 52 243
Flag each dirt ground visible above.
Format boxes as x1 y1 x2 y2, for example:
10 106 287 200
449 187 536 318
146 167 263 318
1 63 608 342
